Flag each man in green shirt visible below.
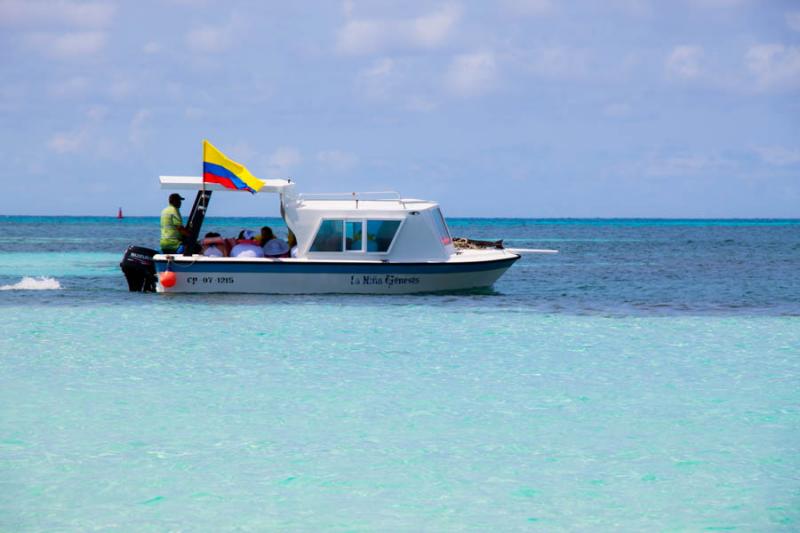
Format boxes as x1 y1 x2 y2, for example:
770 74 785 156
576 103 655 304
160 193 190 253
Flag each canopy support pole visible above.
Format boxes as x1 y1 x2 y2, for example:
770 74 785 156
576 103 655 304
183 190 212 256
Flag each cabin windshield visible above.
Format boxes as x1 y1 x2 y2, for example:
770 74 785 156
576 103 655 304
432 208 452 245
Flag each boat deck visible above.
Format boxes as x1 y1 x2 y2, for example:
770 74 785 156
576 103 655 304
154 247 518 265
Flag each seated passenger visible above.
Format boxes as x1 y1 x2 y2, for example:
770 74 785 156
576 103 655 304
230 230 264 258
288 232 298 258
201 232 226 257
260 226 290 257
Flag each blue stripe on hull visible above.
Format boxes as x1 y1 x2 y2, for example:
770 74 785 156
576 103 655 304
155 256 519 275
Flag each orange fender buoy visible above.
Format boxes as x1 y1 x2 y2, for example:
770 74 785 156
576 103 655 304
160 271 177 288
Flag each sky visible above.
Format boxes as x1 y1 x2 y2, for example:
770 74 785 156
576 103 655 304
0 0 798 217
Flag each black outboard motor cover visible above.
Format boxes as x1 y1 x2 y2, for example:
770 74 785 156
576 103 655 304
120 245 158 292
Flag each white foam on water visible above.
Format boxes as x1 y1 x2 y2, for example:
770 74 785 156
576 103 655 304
0 276 62 291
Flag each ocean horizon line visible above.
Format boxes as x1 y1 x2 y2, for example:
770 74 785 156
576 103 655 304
2 214 799 221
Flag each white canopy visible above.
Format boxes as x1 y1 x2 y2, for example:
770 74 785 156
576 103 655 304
159 175 294 194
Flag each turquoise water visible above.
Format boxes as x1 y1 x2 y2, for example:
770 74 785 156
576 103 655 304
1 217 798 530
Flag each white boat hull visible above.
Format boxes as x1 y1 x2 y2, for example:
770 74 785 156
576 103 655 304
153 253 519 294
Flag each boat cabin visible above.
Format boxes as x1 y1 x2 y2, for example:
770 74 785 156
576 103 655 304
160 176 456 262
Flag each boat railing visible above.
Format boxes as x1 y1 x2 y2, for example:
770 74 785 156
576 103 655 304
296 191 430 208
297 191 402 201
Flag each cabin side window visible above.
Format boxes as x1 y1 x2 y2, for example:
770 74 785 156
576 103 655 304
345 221 363 251
366 220 401 252
310 219 344 252
310 219 401 253
431 208 452 245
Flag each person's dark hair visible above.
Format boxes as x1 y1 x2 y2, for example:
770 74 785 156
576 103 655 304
261 226 275 240
237 230 245 240
205 232 220 238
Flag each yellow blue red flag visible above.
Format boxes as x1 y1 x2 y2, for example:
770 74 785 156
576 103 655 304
202 140 264 193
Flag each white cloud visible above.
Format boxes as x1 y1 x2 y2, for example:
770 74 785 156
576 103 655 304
108 77 135 100
356 58 396 99
47 105 107 154
355 58 439 109
788 12 800 32
754 146 800 166
268 147 302 177
85 105 107 121
317 150 358 173
25 31 106 59
49 76 90 98
609 0 651 16
186 15 243 53
129 109 152 146
337 4 460 55
184 107 205 120
444 51 497 96
338 20 381 54
688 0 747 7
666 45 703 79
529 47 589 79
143 41 162 54
645 153 729 177
186 26 230 53
225 142 257 163
501 0 553 16
48 129 86 153
406 95 437 112
413 4 460 47
603 102 632 118
745 44 800 90
0 0 114 28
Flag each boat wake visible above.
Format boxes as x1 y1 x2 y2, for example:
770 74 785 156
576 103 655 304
0 276 62 291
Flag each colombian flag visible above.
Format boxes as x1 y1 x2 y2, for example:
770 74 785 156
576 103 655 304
203 140 264 193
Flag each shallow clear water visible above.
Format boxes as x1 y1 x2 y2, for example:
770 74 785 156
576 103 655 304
0 217 798 531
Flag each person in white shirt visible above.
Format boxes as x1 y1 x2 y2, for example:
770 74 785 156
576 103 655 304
202 232 225 257
260 226 290 257
230 229 264 258
204 245 224 257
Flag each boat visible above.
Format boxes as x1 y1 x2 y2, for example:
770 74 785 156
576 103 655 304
120 175 526 294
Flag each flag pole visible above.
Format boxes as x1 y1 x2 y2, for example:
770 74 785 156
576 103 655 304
184 140 210 255
201 139 206 194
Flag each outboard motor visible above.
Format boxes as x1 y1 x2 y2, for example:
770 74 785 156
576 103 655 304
120 245 158 292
